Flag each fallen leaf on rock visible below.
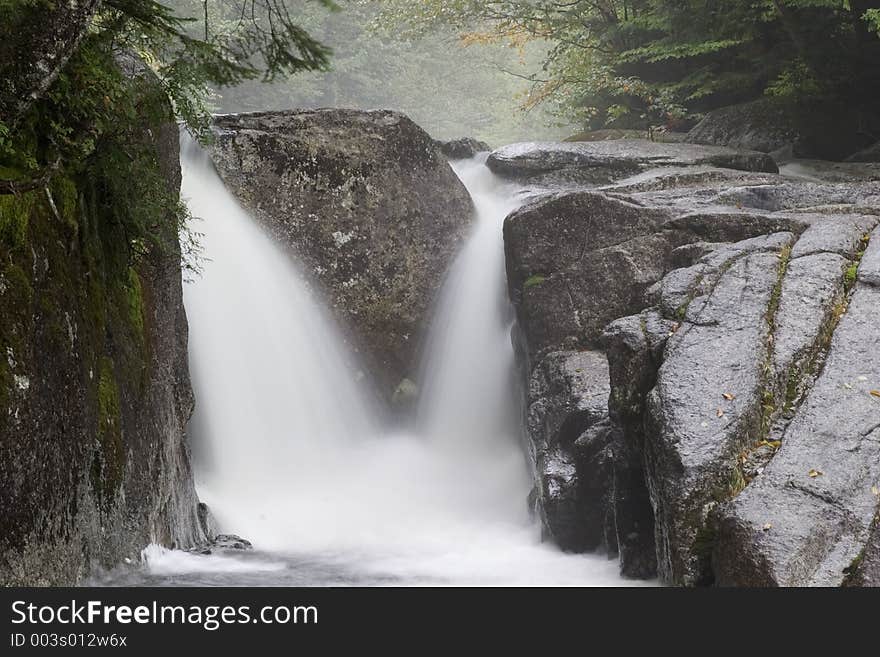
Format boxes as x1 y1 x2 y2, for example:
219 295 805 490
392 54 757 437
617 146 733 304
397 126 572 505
763 523 772 531
808 469 823 478
716 408 725 418
872 485 879 496
722 392 736 401
870 390 880 399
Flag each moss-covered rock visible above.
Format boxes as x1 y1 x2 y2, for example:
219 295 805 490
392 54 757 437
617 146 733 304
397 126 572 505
0 57 204 586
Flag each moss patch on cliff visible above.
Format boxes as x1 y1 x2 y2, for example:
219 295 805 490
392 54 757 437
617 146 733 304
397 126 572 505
92 357 124 504
0 190 34 248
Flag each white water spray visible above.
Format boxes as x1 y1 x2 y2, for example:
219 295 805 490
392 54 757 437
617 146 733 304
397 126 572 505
172 140 637 585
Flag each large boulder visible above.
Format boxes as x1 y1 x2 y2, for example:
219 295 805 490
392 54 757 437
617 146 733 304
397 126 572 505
686 100 800 156
503 191 676 361
501 136 880 584
210 109 474 401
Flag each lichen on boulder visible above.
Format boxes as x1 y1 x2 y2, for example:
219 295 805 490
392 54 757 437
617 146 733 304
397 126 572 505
209 109 474 402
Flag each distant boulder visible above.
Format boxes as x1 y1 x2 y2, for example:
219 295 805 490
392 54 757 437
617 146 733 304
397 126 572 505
436 137 492 159
688 99 879 161
687 100 800 156
846 140 880 163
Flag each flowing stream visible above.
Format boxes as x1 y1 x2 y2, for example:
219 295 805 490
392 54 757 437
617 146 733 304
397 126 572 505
112 141 638 586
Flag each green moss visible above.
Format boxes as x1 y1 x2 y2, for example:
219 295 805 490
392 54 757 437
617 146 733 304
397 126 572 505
844 261 859 287
0 190 36 250
692 523 717 560
756 244 792 438
783 365 802 413
51 176 79 229
843 234 869 290
766 244 792 326
710 456 748 504
1 263 33 307
92 356 124 504
125 268 145 342
0 165 25 180
524 274 547 289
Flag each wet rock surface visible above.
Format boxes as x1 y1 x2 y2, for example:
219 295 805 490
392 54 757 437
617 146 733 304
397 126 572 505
488 139 777 187
437 137 491 159
191 534 254 555
713 226 880 586
210 109 474 402
527 350 613 552
503 137 880 585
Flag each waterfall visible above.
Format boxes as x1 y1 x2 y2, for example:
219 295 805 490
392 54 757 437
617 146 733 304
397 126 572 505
180 140 379 548
172 140 635 585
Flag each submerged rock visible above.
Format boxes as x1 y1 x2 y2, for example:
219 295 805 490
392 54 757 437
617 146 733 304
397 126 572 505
212 534 253 551
210 109 474 402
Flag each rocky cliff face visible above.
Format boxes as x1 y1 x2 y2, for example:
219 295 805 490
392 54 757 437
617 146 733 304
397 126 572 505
209 110 474 404
0 70 205 586
500 138 880 585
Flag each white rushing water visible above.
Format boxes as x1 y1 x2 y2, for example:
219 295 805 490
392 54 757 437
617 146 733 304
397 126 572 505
142 140 638 586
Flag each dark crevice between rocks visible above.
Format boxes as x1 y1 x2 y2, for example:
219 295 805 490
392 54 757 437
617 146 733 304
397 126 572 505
843 508 880 587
